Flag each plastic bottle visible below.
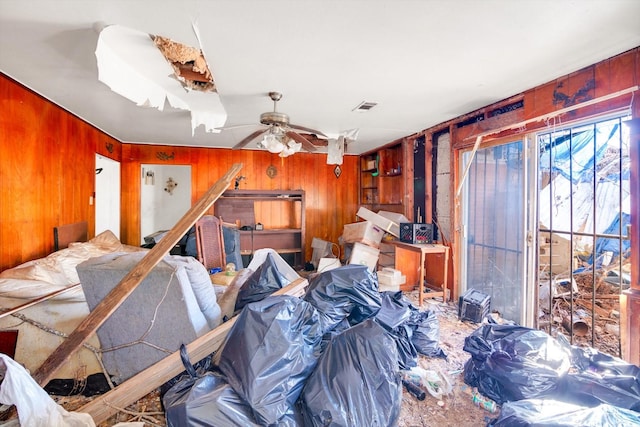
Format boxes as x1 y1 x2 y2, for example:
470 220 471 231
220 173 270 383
471 390 498 413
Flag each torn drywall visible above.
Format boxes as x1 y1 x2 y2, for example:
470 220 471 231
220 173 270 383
95 24 226 135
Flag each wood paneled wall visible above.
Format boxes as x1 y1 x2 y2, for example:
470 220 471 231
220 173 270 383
0 74 122 270
1 73 358 271
120 144 359 262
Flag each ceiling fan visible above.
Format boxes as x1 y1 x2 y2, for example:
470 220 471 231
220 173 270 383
222 92 327 156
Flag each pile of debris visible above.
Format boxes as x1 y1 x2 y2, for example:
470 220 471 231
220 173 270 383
538 269 624 357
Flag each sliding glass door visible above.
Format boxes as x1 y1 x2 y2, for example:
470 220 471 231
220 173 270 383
459 138 534 324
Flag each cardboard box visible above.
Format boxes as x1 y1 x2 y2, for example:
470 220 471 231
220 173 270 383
377 268 406 292
356 207 408 237
348 242 380 271
317 257 341 272
342 221 385 248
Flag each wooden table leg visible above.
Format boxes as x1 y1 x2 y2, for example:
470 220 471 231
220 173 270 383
419 251 426 307
442 246 449 302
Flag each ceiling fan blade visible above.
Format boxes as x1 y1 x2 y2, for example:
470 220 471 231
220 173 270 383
233 128 268 149
286 131 318 152
288 123 327 138
216 123 258 131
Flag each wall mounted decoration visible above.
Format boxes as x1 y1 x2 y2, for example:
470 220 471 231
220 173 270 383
266 165 277 179
164 177 178 194
156 151 175 161
144 170 155 185
334 165 342 178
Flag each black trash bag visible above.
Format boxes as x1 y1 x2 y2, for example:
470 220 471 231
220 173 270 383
374 291 446 360
375 291 413 329
374 292 418 369
463 324 571 404
215 295 323 426
389 324 418 370
319 317 351 353
301 319 402 427
235 252 288 311
44 372 110 397
162 344 258 426
164 372 260 426
407 305 447 358
488 399 640 427
557 345 640 411
303 264 381 333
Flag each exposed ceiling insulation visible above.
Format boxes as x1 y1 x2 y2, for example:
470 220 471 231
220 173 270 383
152 35 216 92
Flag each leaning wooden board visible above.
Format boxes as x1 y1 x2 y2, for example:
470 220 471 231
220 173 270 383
32 163 243 386
79 276 310 423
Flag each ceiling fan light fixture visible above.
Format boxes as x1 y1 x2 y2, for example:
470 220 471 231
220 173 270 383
263 133 285 154
280 140 302 157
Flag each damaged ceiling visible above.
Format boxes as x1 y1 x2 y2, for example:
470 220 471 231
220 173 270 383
1 0 640 154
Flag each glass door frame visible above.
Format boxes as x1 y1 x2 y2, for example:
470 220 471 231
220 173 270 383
455 134 538 326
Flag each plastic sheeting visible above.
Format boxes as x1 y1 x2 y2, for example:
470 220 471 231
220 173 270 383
301 319 402 427
488 399 640 426
303 264 381 333
463 324 571 404
234 252 289 311
0 354 96 427
215 295 323 425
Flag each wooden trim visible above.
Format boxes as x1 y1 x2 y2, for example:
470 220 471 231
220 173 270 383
32 163 243 386
79 277 309 423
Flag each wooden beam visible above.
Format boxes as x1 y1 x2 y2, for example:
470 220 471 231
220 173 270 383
79 276 309 424
32 163 243 386
0 284 81 320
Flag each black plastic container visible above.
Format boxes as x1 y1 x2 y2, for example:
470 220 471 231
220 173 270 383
458 289 490 323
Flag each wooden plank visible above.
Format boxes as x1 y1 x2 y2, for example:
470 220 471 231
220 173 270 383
79 276 309 423
0 284 81 320
32 163 243 386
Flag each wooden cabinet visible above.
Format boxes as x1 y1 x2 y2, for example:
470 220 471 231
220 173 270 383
214 190 305 268
360 142 406 214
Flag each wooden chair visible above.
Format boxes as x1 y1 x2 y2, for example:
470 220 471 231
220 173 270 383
195 215 226 272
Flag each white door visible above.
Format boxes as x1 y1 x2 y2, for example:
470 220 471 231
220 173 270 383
95 154 121 239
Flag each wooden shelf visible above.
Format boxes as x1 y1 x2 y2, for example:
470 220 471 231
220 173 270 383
359 142 406 210
214 190 305 268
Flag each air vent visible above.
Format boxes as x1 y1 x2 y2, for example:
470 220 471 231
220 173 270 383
353 101 378 112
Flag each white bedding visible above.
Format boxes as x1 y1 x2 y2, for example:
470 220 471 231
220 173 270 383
0 230 145 379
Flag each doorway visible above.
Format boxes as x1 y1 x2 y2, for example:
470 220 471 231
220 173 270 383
95 154 121 238
140 164 191 245
459 138 534 325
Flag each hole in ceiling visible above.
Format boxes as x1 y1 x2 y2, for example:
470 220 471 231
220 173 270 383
353 101 378 112
151 35 216 92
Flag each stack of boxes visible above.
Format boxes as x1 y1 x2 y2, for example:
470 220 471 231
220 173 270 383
341 207 408 291
341 221 384 271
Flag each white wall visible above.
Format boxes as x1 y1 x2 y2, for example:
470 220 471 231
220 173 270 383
140 164 191 244
95 154 121 238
